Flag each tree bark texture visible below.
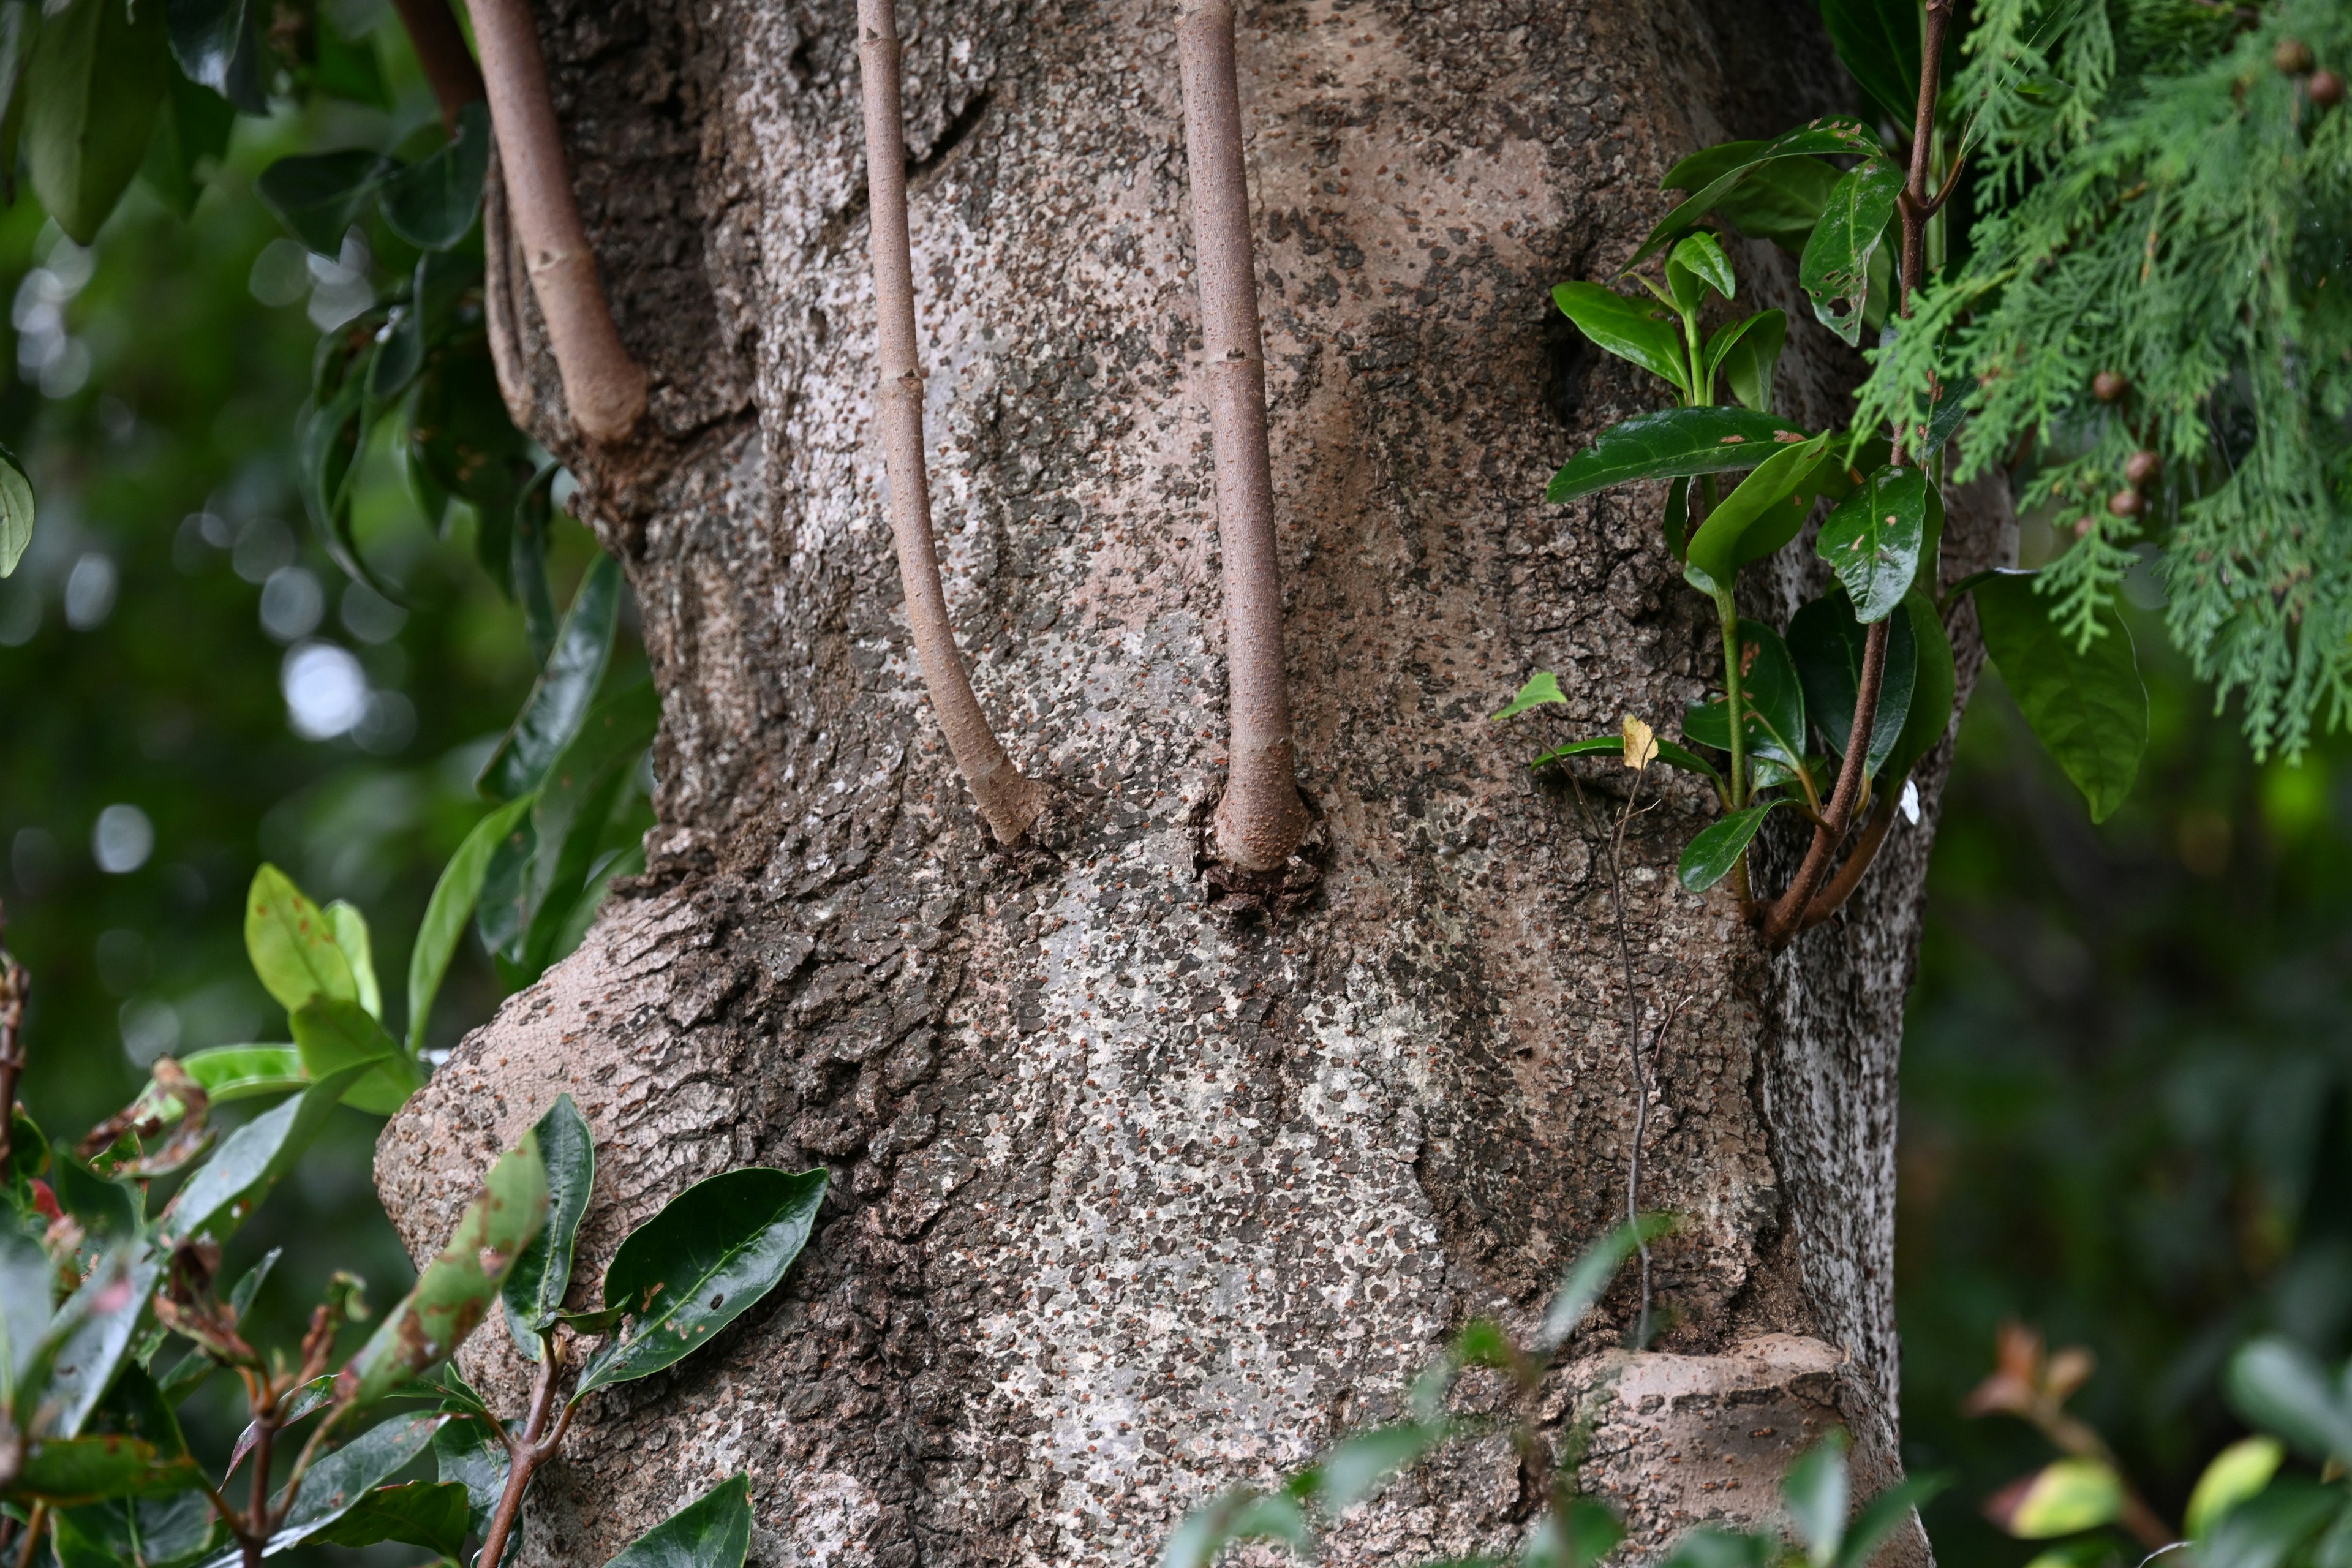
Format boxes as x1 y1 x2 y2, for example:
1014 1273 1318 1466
377 1 2016 1563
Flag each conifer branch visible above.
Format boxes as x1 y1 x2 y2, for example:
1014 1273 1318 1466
466 0 648 443
856 0 1046 846
1178 0 1311 873
390 0 485 127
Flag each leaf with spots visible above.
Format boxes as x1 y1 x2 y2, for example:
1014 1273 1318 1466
572 1167 828 1402
600 1473 755 1568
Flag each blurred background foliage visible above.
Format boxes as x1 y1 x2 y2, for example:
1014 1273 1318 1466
0 6 2345 1568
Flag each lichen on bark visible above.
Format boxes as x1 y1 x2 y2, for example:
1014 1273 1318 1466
376 0 2013 1562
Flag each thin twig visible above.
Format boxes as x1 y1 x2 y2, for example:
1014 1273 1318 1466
474 1340 567 1568
1178 0 1311 873
11 1506 43 1568
467 0 647 442
854 0 1047 846
1602 772 1655 1340
390 0 484 126
243 1417 274 1568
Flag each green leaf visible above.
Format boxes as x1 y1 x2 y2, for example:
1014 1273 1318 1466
2200 1481 2340 1568
1493 671 1567 721
1534 1215 1675 1351
575 1167 828 1401
165 0 266 113
1529 734 1726 793
321 901 380 1021
309 1481 472 1558
228 1412 449 1562
1667 231 1735 311
125 1047 306 1127
431 1414 510 1545
378 100 489 251
1684 620 1807 771
503 1094 594 1356
23 0 172 244
1678 799 1791 893
1817 466 1927 623
138 70 232 218
513 461 563 668
2187 1438 2286 1540
290 998 420 1118
1163 1490 1311 1568
481 553 625 801
47 1253 164 1439
1708 310 1785 414
1993 1459 2122 1540
0 1221 54 1409
2228 1338 2352 1463
407 796 535 1054
1819 0 1921 129
368 302 424 409
1798 160 1902 347
243 865 358 1016
1972 573 2147 824
1683 432 1831 589
522 677 658 970
1784 1433 1850 1567
1524 1498 1625 1568
1659 1527 1774 1568
1711 157 1843 251
1664 475 1690 559
1880 590 1955 782
336 1133 549 1409
0 439 32 579
1318 1423 1449 1514
599 1473 755 1568
1551 282 1688 399
8 1436 202 1506
51 1156 138 1236
1634 118 1883 268
160 1061 374 1243
254 148 393 256
1837 1476 1945 1568
1787 591 1918 779
1547 407 1811 505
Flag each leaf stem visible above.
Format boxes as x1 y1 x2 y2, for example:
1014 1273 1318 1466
388 0 486 127
1715 591 1747 812
475 1341 569 1568
855 0 1047 848
10 1506 43 1568
244 1417 274 1568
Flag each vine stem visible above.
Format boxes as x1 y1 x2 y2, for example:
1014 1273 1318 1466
467 0 647 442
473 1338 573 1568
854 0 1046 846
1177 0 1311 873
1602 771 1654 1341
389 0 484 126
1759 0 1951 947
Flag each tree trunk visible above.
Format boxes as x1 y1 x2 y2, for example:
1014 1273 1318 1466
376 1 2015 1562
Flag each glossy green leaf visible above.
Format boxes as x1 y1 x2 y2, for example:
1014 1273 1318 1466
215 1412 450 1564
2227 1337 2352 1463
481 552 624 801
309 1481 471 1558
1528 734 1726 793
336 1133 548 1409
160 1061 375 1243
2200 1482 2340 1568
1880 590 1955 782
1684 619 1807 771
407 795 535 1054
2187 1438 2285 1540
322 900 380 1021
1660 1528 1774 1568
0 1220 53 1406
1547 407 1811 505
513 461 563 668
1817 465 1927 623
1994 1459 2122 1539
522 676 658 968
290 998 420 1118
1534 1215 1674 1351
1784 1433 1851 1567
48 1253 164 1439
1677 799 1791 893
1837 1476 1945 1568
431 1414 510 1545
504 1094 594 1355
7 1435 202 1506
51 1155 138 1236
1524 1498 1626 1568
1163 1489 1312 1568
1683 432 1831 589
1634 118 1883 268
1798 160 1902 346
1317 1422 1448 1514
1664 475 1691 559
379 100 490 251
1666 230 1735 311
1820 0 1922 129
1711 156 1843 251
548 842 647 968
368 303 424 408
165 0 266 113
1973 573 2147 824
23 0 171 244
476 813 537 968
575 1167 829 1400
255 149 391 256
1494 670 1566 721
138 70 233 218
126 1046 306 1127
1551 282 1688 399
244 865 358 1016
1787 592 1917 779
600 1473 755 1568
1708 310 1785 414
0 440 32 579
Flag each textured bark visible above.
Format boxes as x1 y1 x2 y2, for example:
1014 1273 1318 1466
376 2 2014 1564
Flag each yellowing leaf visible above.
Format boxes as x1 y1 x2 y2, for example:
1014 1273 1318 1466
2186 1436 2284 1539
1621 715 1658 771
1992 1459 2122 1539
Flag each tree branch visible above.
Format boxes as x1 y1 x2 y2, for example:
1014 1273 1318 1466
854 0 1047 846
466 0 648 443
390 0 484 126
1178 0 1311 873
1797 786 1898 930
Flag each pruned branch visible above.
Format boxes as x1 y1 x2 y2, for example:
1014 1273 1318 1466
856 0 1047 846
466 0 648 443
390 0 485 126
1178 0 1311 873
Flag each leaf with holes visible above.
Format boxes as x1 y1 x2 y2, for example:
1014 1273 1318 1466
1798 160 1902 345
1817 465 1926 623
